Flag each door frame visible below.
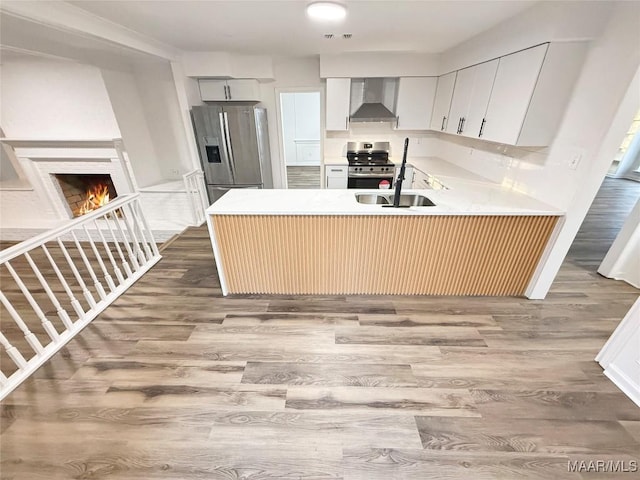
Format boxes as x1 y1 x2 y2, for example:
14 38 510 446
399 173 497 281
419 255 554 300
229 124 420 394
274 87 325 189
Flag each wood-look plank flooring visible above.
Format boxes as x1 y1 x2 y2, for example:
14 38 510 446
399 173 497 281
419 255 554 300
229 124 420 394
1 179 640 479
286 165 321 189
568 177 640 270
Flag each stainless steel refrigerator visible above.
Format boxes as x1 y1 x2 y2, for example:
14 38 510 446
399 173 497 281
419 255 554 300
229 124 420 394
191 104 273 203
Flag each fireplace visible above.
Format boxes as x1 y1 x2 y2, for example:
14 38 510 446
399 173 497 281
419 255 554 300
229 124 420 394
53 173 118 218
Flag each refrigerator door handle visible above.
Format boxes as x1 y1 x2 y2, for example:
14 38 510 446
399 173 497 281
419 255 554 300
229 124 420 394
218 112 235 182
223 112 236 176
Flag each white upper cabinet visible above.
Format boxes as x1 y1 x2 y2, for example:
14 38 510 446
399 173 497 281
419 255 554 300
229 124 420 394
395 77 437 130
326 78 351 131
225 79 261 101
199 79 227 101
199 79 261 101
481 44 547 145
446 59 499 138
482 42 587 146
429 72 457 132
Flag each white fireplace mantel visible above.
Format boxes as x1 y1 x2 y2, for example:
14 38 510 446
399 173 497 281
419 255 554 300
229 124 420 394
1 138 137 221
0 138 205 241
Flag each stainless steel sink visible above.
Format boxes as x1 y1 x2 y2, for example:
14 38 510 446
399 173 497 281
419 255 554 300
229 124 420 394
395 194 436 207
355 193 435 207
354 194 390 205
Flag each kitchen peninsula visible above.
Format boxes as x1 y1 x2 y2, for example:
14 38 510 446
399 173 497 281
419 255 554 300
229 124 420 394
206 169 562 298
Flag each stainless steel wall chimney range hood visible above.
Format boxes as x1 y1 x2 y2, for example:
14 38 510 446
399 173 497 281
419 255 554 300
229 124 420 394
349 78 398 123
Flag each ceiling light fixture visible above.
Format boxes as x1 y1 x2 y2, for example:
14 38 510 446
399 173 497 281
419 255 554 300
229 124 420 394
306 2 347 22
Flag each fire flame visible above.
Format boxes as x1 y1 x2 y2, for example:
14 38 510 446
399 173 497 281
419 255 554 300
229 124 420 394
75 183 111 216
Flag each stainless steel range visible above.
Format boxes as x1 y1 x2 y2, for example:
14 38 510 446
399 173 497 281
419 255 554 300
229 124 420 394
346 141 395 189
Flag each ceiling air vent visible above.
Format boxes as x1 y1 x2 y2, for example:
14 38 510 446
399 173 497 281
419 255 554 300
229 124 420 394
324 34 334 39
343 34 352 39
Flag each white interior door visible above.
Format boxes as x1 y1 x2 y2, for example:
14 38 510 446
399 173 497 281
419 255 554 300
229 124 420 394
278 89 323 189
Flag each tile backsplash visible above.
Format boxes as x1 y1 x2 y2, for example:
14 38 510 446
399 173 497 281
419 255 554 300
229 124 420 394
324 124 577 210
324 123 437 158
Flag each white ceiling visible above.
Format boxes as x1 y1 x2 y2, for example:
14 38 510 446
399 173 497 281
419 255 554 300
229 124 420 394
67 0 538 56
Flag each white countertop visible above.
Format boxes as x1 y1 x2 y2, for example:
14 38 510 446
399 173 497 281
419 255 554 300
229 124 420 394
323 155 496 183
323 156 349 165
207 156 561 216
397 156 489 183
208 184 561 217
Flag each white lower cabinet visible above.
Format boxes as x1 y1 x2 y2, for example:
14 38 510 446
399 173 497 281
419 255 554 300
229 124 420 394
325 164 348 189
411 168 448 190
412 168 430 189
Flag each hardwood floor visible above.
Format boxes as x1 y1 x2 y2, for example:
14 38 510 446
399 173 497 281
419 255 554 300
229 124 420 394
568 177 640 270
286 165 321 189
1 180 640 479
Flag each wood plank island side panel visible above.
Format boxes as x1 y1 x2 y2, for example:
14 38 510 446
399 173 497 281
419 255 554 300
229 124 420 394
210 215 559 296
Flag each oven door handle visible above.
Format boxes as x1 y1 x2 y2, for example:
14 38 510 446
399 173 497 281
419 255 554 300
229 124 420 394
348 173 395 178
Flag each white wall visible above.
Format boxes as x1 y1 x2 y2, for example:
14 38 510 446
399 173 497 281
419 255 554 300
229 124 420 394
280 93 297 165
0 146 19 182
102 61 196 187
0 57 120 139
0 57 122 233
131 61 194 182
527 3 639 298
325 123 437 160
183 76 204 108
321 52 440 78
439 1 614 74
181 51 274 79
101 68 164 187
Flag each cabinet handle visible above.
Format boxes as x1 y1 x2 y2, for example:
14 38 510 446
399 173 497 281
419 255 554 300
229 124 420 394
330 169 343 172
479 118 486 138
441 116 446 131
456 118 462 134
223 85 228 100
227 85 232 100
458 117 466 134
345 116 349 130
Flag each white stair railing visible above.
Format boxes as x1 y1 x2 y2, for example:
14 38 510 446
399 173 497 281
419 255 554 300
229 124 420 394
183 169 209 226
0 193 161 401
